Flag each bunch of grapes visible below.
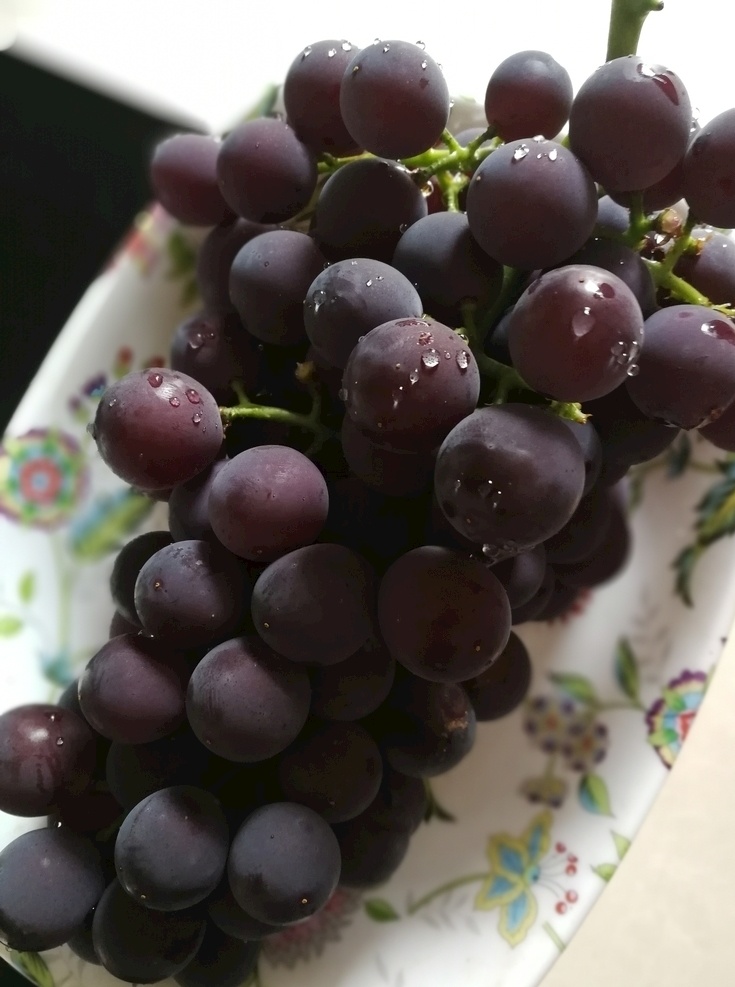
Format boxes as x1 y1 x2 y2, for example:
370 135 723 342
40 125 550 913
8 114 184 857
3 8 735 984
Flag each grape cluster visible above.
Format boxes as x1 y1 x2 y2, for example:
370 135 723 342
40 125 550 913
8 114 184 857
2 25 735 987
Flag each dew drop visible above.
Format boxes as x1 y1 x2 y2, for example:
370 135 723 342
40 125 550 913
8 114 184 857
456 350 470 370
357 335 365 342
409 370 420 384
444 351 452 359
188 331 204 350
352 65 360 74
108 398 117 408
513 144 530 162
169 396 180 408
312 289 327 311
626 362 640 377
192 412 203 424
147 372 163 388
394 363 401 370
571 307 595 337
327 47 337 58
365 279 373 287
55 737 64 747
416 40 426 49
342 41 353 51
383 43 391 53
399 223 408 233
548 148 558 161
350 259 358 265
338 388 348 401
186 388 201 404
422 348 440 368
302 45 312 59
421 60 427 70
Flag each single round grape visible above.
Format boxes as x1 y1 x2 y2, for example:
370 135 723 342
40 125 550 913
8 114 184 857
569 55 692 191
466 137 597 270
208 446 328 562
67 910 100 964
378 546 511 682
170 311 258 404
283 40 360 154
109 609 139 637
342 317 480 450
304 257 423 370
596 195 630 235
169 460 228 543
340 417 435 497
92 369 222 489
534 578 584 622
675 228 735 306
682 109 735 227
555 497 631 588
491 543 547 609
227 802 341 925
0 705 95 817
93 880 205 984
0 828 104 951
312 157 427 263
434 404 586 549
627 304 735 428
174 922 260 987
610 151 689 212
251 544 375 665
463 632 532 721
310 637 396 721
207 881 283 941
150 134 231 226
484 49 573 142
511 566 556 624
508 264 644 402
340 41 449 158
196 217 275 315
391 211 502 325
79 634 187 744
369 674 476 777
229 229 325 346
216 117 317 223
358 766 428 835
560 418 603 494
186 635 310 762
543 484 613 565
105 728 211 810
564 236 656 317
332 818 410 889
110 530 173 627
115 785 228 911
276 720 382 823
56 678 84 717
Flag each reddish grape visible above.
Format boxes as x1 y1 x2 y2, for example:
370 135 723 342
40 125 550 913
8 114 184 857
463 632 532 721
484 50 573 142
150 134 231 226
682 109 735 228
283 40 361 154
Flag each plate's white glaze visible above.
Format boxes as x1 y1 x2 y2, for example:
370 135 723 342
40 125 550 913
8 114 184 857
1 204 734 987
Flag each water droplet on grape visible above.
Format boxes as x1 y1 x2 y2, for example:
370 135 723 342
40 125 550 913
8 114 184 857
341 41 352 51
188 331 204 350
399 223 408 233
373 37 381 44
638 62 656 78
422 349 440 368
417 331 433 345
338 388 348 401
357 335 365 342
311 289 327 312
169 396 180 408
186 388 201 404
416 40 426 49
263 622 270 629
572 307 595 337
626 362 640 377
548 148 558 161
108 398 117 408
376 275 384 281
421 60 427 70
382 43 391 53
513 144 530 162
409 370 420 384
444 351 452 359
147 372 163 388
192 412 203 424
327 47 337 58
302 45 312 59
457 351 470 370
352 65 360 74
56 737 64 747
365 279 373 287
263 260 270 267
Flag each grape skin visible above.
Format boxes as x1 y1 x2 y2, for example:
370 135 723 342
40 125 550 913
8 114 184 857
682 109 735 228
105 728 211 810
170 311 259 404
675 228 735 306
563 237 656 318
310 637 396 722
110 530 173 627
283 39 360 155
207 881 283 941
484 49 573 142
491 544 547 609
174 922 260 987
340 417 435 498
169 460 228 543
150 134 232 226
463 631 532 721
195 217 275 316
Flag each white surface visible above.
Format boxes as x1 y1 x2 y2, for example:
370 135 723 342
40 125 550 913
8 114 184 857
10 0 733 132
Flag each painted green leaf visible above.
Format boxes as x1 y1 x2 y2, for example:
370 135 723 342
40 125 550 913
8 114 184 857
665 433 691 478
673 545 700 608
578 773 613 816
612 832 631 860
662 688 687 713
0 615 23 637
10 951 55 987
68 490 154 562
166 230 197 279
614 639 639 702
592 862 617 882
364 898 401 922
549 672 599 706
674 460 735 606
18 571 35 604
647 726 679 747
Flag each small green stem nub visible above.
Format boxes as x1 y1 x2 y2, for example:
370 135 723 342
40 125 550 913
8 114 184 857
606 0 664 61
659 213 696 275
623 192 655 249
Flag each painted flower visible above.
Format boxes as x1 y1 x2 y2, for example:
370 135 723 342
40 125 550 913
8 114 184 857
0 429 88 529
523 696 581 754
560 718 609 773
646 669 708 768
262 887 362 967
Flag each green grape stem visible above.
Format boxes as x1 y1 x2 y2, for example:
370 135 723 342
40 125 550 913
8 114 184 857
606 0 664 61
644 259 735 318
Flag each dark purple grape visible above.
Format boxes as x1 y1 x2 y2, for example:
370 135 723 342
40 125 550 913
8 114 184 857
358 766 427 834
627 305 735 428
312 157 427 263
596 195 630 235
105 728 211 810
484 307 513 364
229 229 325 346
466 137 597 269
207 881 283 941
186 636 310 762
110 530 173 627
251 544 375 665
675 228 735 306
340 417 435 497
304 257 423 370
569 56 692 192
534 578 584 621
0 705 95 817
134 539 249 647
610 150 689 212
560 418 603 494
700 398 735 451
378 546 511 682
391 211 502 325
276 721 382 823
310 637 396 721
369 674 476 777
115 785 228 911
196 218 275 315
67 909 100 964
0 828 104 951
169 460 228 543
79 634 187 744
342 317 480 450
543 485 613 564
283 40 360 154
216 118 317 223
170 311 259 404
491 543 547 609
57 678 84 717
434 404 586 550
484 49 573 141
332 818 410 889
174 922 260 987
208 446 328 562
340 41 449 158
109 610 139 638
463 631 532 720
92 369 222 490
93 880 205 984
682 109 735 227
508 265 644 401
564 237 656 317
54 780 122 837
511 566 556 624
150 134 231 226
227 802 341 925
555 497 631 588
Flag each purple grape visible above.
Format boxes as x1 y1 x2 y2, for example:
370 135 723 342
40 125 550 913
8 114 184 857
196 217 275 315
358 766 428 835
311 637 396 721
675 228 735 306
340 41 450 158
332 818 410 889
342 317 480 450
560 418 603 494
569 55 692 192
109 610 139 638
491 543 547 609
484 50 573 141
110 530 173 627
340 417 435 497
105 728 211 810
555 497 631 588
186 636 310 762
283 40 360 154
700 398 735 451
216 118 317 223
174 922 260 987
463 631 532 721
466 137 597 270
168 460 228 543
227 802 341 925
534 578 584 622
207 881 283 941
92 369 222 490
682 109 735 227
170 311 259 404
563 237 656 317
596 195 630 235
543 484 613 564
150 134 231 226
0 828 104 951
511 566 556 624
67 910 100 964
